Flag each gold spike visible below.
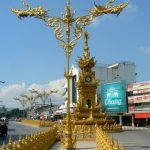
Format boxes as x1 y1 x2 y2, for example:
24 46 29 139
2 142 6 150
13 141 18 150
122 144 125 150
8 136 13 150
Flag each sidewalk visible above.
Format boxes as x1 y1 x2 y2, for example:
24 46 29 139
50 141 97 150
123 126 150 130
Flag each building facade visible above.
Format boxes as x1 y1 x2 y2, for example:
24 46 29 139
94 61 136 85
127 81 150 126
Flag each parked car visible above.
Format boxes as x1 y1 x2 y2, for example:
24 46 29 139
15 118 21 122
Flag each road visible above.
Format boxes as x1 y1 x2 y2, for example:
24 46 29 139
1 122 150 150
0 121 43 148
111 129 150 150
50 141 97 150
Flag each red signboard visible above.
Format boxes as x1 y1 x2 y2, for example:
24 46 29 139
135 113 150 118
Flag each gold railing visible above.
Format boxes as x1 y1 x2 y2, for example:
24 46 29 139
95 127 125 150
1 127 57 150
59 124 95 141
58 123 123 141
21 119 57 127
73 125 95 141
100 124 122 133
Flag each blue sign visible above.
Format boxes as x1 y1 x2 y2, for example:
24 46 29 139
101 81 127 113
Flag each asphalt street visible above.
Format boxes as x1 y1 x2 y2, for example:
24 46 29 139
50 141 97 150
111 129 150 150
0 121 43 148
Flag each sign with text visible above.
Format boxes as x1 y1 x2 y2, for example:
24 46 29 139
128 94 150 103
127 81 150 91
101 81 127 113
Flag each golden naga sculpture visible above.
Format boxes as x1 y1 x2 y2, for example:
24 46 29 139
89 1 128 17
11 0 49 19
11 6 48 19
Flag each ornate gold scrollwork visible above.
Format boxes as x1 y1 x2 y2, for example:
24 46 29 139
47 17 66 48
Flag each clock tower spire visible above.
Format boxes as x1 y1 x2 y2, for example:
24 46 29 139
73 31 120 131
76 31 98 111
83 31 90 60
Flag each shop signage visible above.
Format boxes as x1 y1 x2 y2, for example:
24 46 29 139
135 113 150 118
127 81 150 92
101 81 127 113
128 94 150 103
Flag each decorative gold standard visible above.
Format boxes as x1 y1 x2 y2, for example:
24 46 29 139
12 0 128 149
12 0 128 55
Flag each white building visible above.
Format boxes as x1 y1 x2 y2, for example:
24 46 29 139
55 65 78 116
70 65 79 104
94 61 136 85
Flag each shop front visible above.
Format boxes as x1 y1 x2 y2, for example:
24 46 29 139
134 113 150 127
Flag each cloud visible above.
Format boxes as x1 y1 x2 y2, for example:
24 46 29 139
28 78 66 104
126 2 137 13
91 18 101 26
140 46 150 53
0 78 66 109
0 83 26 109
91 15 113 27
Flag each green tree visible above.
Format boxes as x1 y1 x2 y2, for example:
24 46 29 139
8 108 27 118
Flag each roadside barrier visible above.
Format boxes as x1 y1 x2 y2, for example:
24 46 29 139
21 119 57 127
1 126 57 150
95 127 125 150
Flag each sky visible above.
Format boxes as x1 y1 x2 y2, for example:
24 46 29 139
0 0 150 108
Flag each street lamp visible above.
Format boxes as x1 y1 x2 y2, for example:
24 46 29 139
29 88 58 105
20 93 38 118
20 93 37 109
12 0 128 149
14 96 27 119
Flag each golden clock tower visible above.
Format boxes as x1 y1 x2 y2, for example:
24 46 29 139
73 32 116 128
76 32 99 111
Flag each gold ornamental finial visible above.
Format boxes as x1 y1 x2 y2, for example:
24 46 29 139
83 31 90 60
67 0 70 6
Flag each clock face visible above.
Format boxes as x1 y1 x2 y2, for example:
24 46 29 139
85 76 91 82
